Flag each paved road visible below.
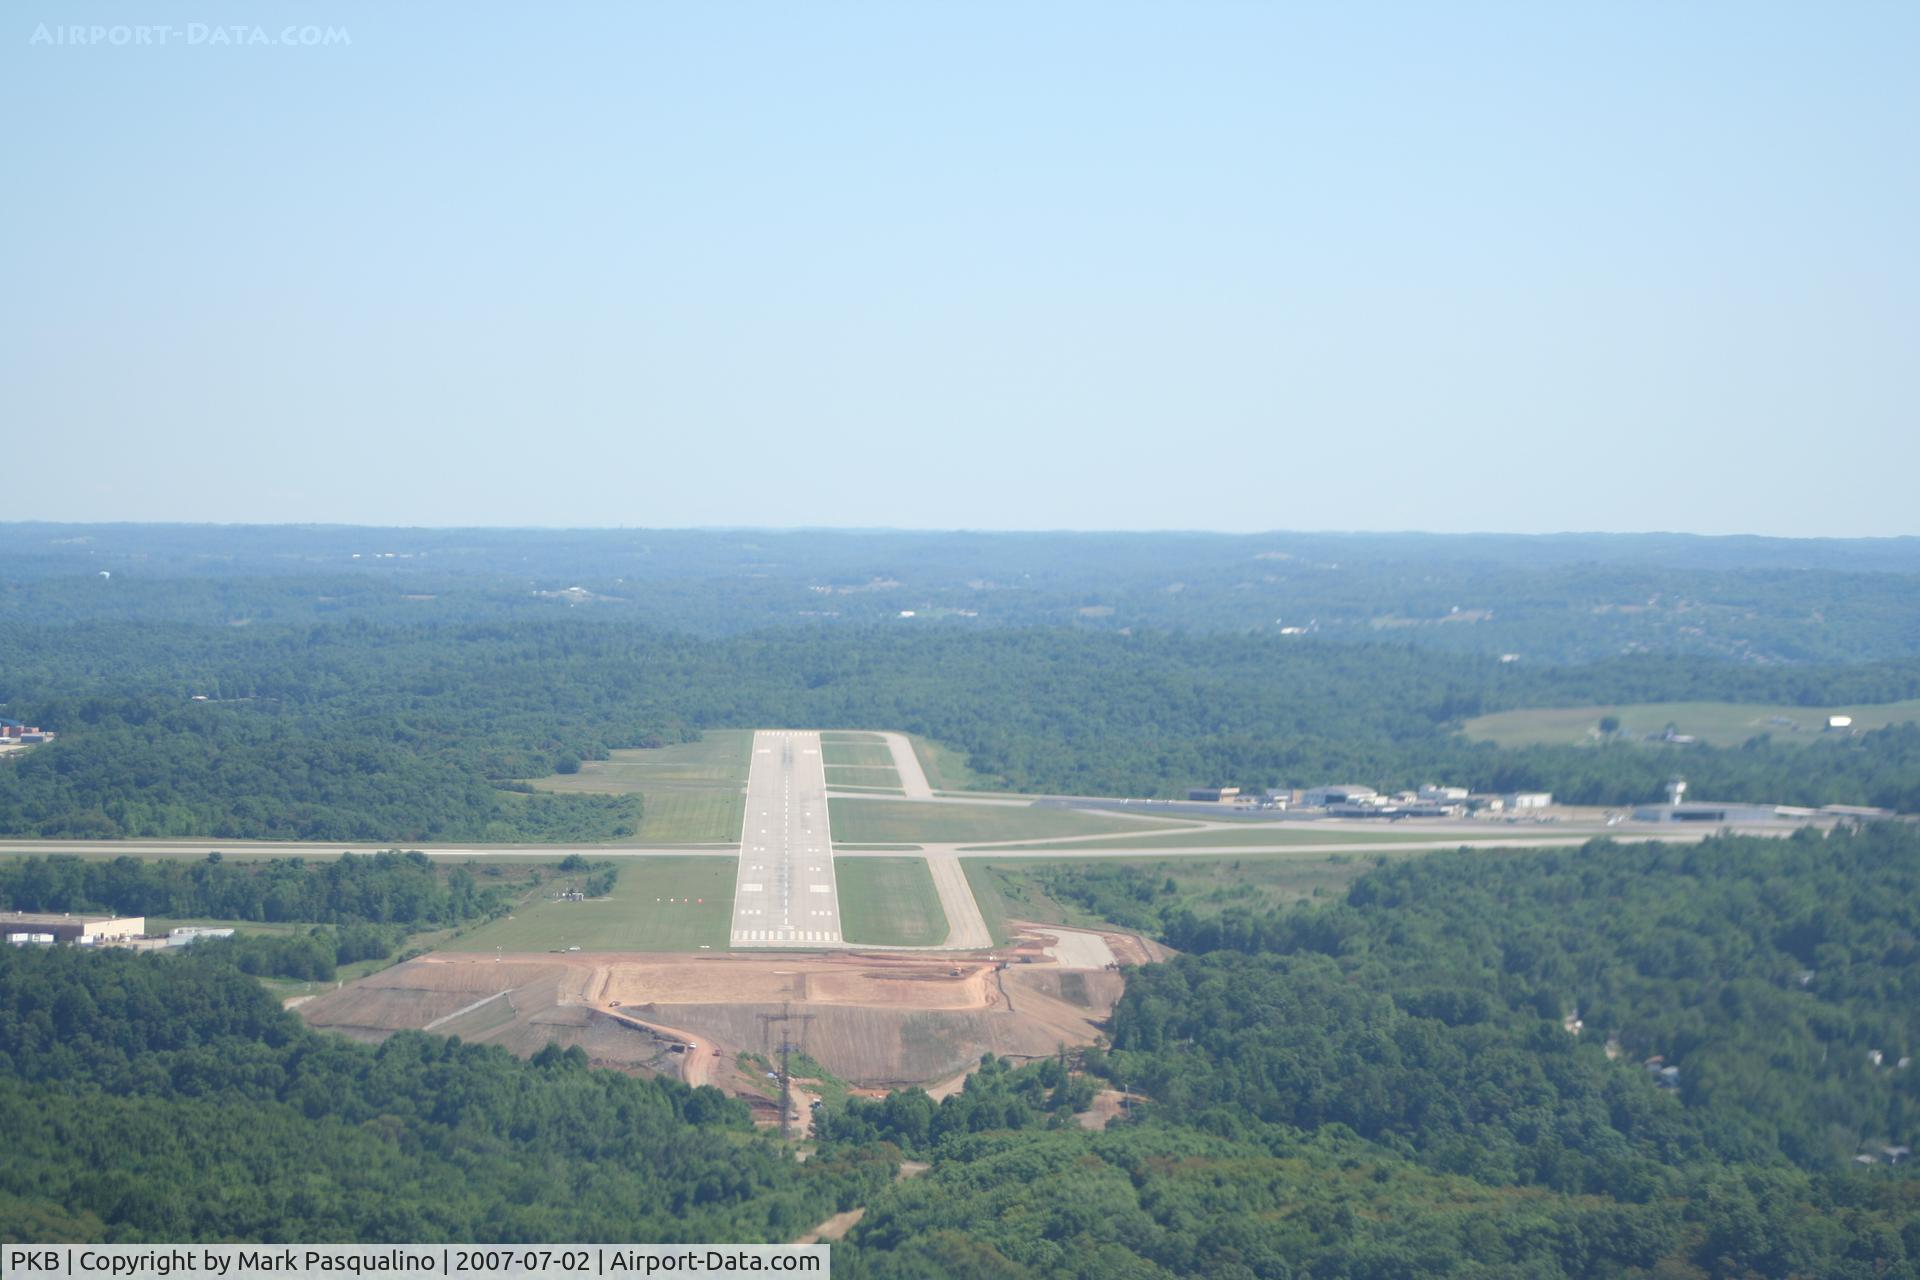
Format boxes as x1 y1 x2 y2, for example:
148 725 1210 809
0 839 743 860
877 732 933 799
0 824 1728 864
731 730 843 947
888 832 1719 859
924 853 993 948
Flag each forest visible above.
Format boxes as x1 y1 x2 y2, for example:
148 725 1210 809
0 852 537 982
0 943 889 1242
0 850 504 924
0 850 544 979
6 524 1920 663
1135 826 1920 1176
823 827 1920 1277
5 618 1920 841
6 829 1917 1274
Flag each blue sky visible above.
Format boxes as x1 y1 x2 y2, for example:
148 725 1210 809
4 2 1915 534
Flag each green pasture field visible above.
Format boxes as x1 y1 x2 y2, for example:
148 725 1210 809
443 857 733 952
819 731 887 744
963 827 1542 853
834 856 948 946
1462 698 1920 749
526 731 751 843
822 742 896 768
827 798 1192 845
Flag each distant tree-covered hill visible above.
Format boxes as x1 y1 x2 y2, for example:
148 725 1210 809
6 524 1920 662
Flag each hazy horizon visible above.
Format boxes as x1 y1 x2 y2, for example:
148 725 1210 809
8 519 1920 549
4 518 1920 543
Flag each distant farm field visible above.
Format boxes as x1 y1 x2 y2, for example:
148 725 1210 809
828 798 1191 844
443 857 732 952
834 856 948 946
1462 699 1920 749
525 731 751 843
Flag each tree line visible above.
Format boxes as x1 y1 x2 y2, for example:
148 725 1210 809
5 831 1919 1273
0 851 544 981
0 849 507 924
5 620 1920 840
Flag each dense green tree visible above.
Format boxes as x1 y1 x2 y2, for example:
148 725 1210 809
0 944 889 1242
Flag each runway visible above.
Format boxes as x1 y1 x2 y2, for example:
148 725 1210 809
730 730 843 947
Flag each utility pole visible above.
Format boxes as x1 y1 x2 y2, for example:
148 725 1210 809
758 1000 815 1141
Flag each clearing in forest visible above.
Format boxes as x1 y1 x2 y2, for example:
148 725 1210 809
1462 698 1920 749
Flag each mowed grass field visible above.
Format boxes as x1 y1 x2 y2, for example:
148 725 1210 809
443 857 733 952
828 798 1193 844
962 849 1436 940
826 764 902 789
1462 698 1920 749
526 731 751 842
834 856 948 946
822 742 896 768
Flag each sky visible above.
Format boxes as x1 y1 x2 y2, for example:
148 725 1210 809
3 2 1915 535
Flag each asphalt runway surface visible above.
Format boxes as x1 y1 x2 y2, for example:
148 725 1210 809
730 729 842 946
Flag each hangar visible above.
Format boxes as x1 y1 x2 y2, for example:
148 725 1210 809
1 911 146 945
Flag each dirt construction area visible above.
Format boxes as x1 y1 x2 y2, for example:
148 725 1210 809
297 926 1138 1090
